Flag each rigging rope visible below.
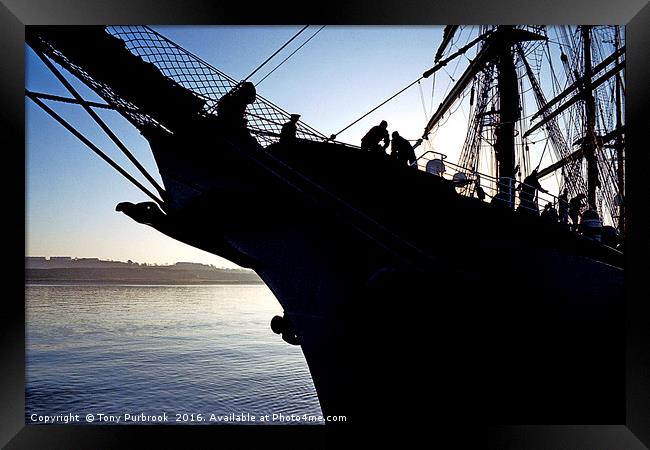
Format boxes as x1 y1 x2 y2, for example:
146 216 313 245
535 139 550 170
429 72 436 116
417 81 429 120
329 77 424 140
243 25 310 82
33 47 167 198
26 91 165 207
332 26 488 142
256 26 326 87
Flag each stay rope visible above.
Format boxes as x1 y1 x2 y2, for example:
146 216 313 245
243 25 310 82
256 26 326 87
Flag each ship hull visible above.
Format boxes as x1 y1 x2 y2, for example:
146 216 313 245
138 123 624 426
26 25 625 431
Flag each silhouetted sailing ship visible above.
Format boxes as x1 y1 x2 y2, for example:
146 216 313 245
26 25 625 426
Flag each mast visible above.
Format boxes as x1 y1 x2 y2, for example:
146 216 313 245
614 26 625 236
424 27 544 183
493 26 519 208
581 25 599 211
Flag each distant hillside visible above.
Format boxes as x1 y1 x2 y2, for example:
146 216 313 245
26 266 263 285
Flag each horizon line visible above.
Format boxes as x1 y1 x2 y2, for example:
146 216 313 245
25 255 247 269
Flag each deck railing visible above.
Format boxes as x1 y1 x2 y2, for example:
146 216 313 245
414 150 564 216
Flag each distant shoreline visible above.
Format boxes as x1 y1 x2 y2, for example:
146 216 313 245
25 267 264 285
25 280 265 286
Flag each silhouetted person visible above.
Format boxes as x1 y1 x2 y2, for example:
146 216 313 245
280 113 300 144
540 202 551 218
569 193 586 232
474 174 486 201
361 120 390 155
558 188 569 225
216 81 256 129
517 169 547 214
540 202 558 222
390 131 421 167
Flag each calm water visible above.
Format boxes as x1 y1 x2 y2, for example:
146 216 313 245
26 284 322 425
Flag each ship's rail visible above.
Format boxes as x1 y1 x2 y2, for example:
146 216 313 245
414 150 564 216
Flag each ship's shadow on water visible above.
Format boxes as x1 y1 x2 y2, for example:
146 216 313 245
26 284 323 425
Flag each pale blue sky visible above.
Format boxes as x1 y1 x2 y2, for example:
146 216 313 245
26 26 581 267
26 26 462 267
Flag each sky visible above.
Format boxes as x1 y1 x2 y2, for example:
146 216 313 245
26 26 613 267
26 25 464 267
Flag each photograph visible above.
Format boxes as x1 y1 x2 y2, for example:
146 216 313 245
1 1 649 447
25 22 627 425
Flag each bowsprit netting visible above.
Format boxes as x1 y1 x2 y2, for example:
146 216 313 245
31 25 329 147
106 26 328 145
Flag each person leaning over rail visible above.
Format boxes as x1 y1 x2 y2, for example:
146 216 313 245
360 120 390 156
517 169 547 215
389 131 421 167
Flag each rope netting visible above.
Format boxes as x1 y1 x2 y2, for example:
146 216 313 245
106 26 328 146
35 39 156 132
34 25 329 147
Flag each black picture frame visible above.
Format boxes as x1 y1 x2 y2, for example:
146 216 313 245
2 0 649 447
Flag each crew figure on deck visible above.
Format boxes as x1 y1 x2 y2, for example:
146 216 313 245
569 193 587 232
558 188 569 226
540 202 558 222
361 120 390 155
280 114 301 144
216 81 256 129
517 169 547 214
390 131 421 167
474 174 486 201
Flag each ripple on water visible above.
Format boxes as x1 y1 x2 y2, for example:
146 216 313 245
26 284 323 425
